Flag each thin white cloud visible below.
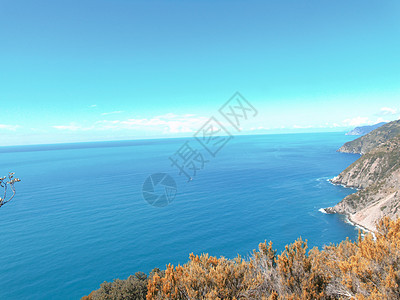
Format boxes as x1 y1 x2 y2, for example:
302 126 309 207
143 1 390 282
101 111 124 116
375 117 390 123
53 123 90 131
293 125 313 129
249 126 269 131
342 116 371 127
342 116 390 127
53 113 209 134
97 113 209 133
378 107 398 116
0 124 20 131
89 104 97 108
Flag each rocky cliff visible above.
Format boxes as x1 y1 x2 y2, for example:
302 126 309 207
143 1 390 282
327 134 400 231
338 119 400 154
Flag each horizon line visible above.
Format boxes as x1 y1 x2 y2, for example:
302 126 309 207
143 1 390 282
0 130 350 149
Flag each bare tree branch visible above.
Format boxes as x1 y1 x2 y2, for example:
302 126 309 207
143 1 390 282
0 172 20 208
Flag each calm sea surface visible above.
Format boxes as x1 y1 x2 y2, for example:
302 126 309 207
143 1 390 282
0 133 360 299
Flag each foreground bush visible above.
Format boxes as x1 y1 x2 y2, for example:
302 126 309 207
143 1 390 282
83 217 400 299
83 269 163 300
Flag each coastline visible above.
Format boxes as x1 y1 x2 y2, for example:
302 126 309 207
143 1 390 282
324 178 376 234
345 214 376 238
328 128 400 234
329 177 360 191
320 207 376 235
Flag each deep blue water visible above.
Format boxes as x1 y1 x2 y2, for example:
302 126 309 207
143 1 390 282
0 133 360 299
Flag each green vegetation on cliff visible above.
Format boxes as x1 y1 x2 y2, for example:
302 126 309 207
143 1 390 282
333 135 400 189
338 119 400 154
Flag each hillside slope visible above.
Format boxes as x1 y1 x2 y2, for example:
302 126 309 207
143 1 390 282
338 119 400 154
345 122 386 136
327 135 400 230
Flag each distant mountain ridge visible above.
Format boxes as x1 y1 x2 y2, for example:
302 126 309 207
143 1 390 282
345 122 386 136
338 119 400 154
326 119 400 230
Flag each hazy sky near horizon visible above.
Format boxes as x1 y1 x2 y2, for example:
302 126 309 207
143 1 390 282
1 0 399 146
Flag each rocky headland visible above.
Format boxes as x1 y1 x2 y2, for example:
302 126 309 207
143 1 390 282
326 119 400 231
338 119 400 154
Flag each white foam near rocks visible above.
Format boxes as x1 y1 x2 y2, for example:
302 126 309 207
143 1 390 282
344 216 376 240
318 208 327 214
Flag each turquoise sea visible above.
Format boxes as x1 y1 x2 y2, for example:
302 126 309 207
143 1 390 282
0 133 360 299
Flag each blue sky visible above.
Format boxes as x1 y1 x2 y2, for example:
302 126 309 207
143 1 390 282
0 0 399 146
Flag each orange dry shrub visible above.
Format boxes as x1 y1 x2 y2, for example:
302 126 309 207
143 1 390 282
252 239 329 300
252 217 400 300
83 217 400 299
146 253 260 299
81 290 95 300
322 217 400 299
